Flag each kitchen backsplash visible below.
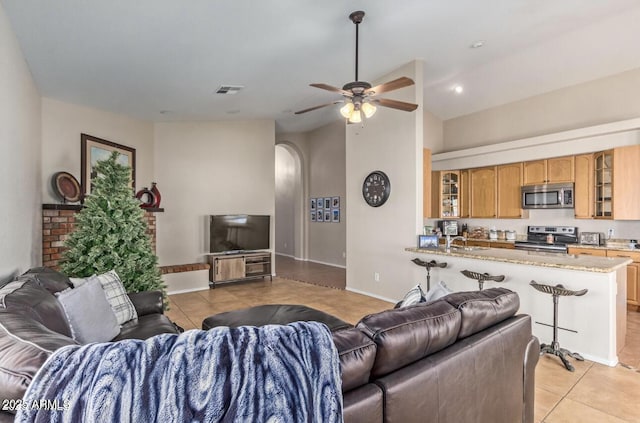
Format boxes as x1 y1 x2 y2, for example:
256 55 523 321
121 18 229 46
425 208 640 240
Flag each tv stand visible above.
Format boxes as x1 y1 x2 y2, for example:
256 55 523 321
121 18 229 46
207 251 272 288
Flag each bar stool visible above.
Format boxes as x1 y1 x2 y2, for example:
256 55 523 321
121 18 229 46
411 258 447 291
530 281 588 372
460 270 505 291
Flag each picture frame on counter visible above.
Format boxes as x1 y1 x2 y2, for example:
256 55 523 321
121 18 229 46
418 234 439 249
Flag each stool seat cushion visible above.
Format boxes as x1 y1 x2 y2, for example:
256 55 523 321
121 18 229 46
201 304 352 332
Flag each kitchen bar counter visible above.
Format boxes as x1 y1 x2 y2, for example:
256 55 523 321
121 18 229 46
405 246 628 366
405 246 631 272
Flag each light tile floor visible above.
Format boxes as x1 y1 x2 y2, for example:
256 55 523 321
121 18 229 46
167 271 640 423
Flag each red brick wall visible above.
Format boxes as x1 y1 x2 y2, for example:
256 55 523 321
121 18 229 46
42 205 159 270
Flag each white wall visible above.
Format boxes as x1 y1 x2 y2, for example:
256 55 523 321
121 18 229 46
307 121 346 267
346 61 424 301
443 67 640 151
275 145 297 257
153 120 275 268
41 98 154 203
424 109 444 153
0 4 42 282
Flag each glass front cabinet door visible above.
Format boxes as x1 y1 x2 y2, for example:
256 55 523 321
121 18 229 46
440 171 460 218
594 151 613 218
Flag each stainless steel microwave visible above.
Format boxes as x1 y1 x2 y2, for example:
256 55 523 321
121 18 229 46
521 183 574 209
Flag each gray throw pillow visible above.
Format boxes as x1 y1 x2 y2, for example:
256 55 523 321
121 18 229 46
56 279 120 344
93 270 138 325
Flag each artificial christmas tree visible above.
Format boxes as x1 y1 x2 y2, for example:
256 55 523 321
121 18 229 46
61 151 166 306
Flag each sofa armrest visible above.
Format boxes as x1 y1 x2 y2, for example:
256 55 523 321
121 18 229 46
127 291 164 316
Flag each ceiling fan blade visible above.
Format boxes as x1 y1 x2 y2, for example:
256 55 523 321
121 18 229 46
294 100 343 115
365 77 415 95
372 98 419 112
310 83 352 96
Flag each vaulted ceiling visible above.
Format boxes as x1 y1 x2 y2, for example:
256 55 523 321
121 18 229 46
3 0 640 133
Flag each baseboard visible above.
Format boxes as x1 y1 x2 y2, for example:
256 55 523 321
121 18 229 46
346 286 397 304
275 253 298 259
167 286 208 295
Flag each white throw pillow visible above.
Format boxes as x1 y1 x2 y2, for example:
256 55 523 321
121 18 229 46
424 281 453 302
93 270 138 325
69 274 96 288
56 279 120 344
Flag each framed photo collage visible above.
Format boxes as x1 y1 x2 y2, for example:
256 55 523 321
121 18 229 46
310 196 340 223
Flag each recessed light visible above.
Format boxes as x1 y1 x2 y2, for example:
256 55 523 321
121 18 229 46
470 41 484 49
453 85 464 94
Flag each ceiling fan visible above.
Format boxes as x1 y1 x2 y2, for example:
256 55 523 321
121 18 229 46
295 10 418 123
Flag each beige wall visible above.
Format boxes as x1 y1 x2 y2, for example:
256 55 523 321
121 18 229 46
443 67 640 151
41 98 155 203
0 4 42 281
346 61 425 301
424 109 444 153
275 145 298 258
153 121 275 270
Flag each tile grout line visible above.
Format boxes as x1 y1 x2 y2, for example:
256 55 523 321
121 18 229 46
540 360 594 422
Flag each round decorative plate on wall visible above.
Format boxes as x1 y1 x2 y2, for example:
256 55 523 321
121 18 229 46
362 170 390 207
51 171 81 203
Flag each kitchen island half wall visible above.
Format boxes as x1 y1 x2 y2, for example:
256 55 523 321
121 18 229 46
405 246 630 366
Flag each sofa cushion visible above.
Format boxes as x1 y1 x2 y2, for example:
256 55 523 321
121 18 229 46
20 267 73 295
56 279 120 344
93 270 138 325
0 309 77 405
443 288 520 339
356 300 461 378
0 279 72 337
332 327 377 392
112 313 179 341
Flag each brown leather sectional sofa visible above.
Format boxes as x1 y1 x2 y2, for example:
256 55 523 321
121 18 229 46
0 268 538 423
0 267 179 422
337 289 539 423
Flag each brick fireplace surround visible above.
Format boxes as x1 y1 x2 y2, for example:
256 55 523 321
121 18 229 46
41 204 209 275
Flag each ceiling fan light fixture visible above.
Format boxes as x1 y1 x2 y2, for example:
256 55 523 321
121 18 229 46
348 109 362 123
340 102 355 118
361 102 377 118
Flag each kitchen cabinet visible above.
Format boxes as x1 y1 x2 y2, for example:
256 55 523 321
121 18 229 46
574 153 594 218
497 163 524 218
607 250 640 310
469 166 497 218
459 170 470 218
432 170 461 218
594 145 640 220
567 247 606 257
523 156 574 185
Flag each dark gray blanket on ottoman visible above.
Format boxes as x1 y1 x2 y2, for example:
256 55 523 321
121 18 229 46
15 322 343 423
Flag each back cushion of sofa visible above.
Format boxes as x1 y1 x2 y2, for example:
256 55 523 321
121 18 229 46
356 300 461 378
443 288 520 339
0 309 77 406
0 279 72 337
21 267 73 295
332 327 377 392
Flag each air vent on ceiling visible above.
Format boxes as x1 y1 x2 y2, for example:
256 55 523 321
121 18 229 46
215 85 244 95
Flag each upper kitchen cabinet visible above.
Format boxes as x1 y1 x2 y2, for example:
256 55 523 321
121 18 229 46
595 145 640 220
439 171 460 218
497 163 525 218
523 156 574 185
459 169 470 218
574 153 594 219
423 149 432 218
470 166 497 218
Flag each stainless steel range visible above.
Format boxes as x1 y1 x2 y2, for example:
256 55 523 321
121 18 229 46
514 226 578 254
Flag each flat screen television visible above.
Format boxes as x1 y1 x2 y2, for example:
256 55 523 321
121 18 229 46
209 214 270 253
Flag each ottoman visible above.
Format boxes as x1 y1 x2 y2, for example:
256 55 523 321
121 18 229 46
201 304 353 332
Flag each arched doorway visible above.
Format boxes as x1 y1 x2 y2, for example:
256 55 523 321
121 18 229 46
275 142 306 260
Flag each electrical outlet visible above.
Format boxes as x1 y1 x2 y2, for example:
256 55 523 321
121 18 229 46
374 272 380 282
608 228 614 239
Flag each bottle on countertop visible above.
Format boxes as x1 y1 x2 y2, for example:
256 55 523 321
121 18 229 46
461 223 468 238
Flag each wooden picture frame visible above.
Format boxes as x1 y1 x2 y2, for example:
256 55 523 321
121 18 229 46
81 133 136 198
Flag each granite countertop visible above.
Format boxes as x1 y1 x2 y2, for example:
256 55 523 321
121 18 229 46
405 246 632 273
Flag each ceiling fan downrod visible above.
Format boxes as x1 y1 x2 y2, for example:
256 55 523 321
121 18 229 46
349 11 365 82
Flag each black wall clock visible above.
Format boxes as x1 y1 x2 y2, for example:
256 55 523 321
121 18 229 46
362 170 391 207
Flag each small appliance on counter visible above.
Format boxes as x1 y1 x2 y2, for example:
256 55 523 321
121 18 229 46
579 232 605 246
438 220 459 236
505 230 517 241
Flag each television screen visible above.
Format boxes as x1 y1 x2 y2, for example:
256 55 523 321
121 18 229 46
209 215 270 253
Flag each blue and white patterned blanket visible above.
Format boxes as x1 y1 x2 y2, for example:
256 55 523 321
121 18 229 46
15 322 343 423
